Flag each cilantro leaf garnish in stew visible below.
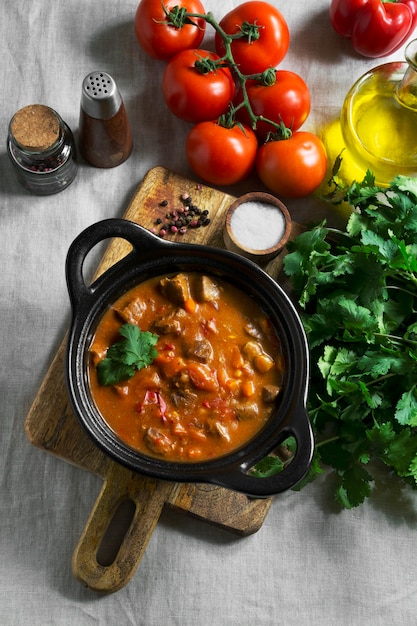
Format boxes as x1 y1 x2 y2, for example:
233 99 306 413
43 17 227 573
89 272 284 463
97 324 159 386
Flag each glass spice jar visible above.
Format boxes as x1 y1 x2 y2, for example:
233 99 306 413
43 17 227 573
7 104 78 195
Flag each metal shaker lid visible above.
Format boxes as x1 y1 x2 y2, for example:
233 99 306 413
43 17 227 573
80 71 122 120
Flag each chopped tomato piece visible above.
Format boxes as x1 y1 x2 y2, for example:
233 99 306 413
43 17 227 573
187 362 219 391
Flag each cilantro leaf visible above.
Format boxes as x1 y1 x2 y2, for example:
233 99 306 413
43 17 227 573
355 351 407 378
395 387 417 427
366 421 396 453
381 428 417 477
292 452 324 490
251 437 297 478
96 359 135 387
283 172 417 508
97 323 159 386
334 466 373 509
117 324 159 369
250 456 284 478
394 174 417 198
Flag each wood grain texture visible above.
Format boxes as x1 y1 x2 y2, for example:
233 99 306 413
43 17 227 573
25 166 299 592
72 464 181 593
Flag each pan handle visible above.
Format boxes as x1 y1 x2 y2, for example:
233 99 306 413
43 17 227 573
65 218 168 309
72 462 178 593
210 402 314 498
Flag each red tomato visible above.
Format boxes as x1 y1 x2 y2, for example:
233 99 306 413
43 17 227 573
186 121 258 185
256 132 328 198
215 1 290 74
134 0 206 60
236 70 311 140
162 49 235 123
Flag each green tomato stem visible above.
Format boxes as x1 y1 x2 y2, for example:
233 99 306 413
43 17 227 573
169 8 289 137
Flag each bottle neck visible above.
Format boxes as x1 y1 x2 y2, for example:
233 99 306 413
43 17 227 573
396 39 417 110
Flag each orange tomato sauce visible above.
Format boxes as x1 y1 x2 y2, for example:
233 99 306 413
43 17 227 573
88 272 284 463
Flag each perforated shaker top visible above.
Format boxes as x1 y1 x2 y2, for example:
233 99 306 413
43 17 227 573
80 71 122 120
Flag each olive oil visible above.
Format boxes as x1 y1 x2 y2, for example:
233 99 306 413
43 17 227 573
341 40 417 186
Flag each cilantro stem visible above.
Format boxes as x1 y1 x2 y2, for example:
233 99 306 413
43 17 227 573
375 333 417 348
387 284 417 299
405 272 417 288
315 436 341 448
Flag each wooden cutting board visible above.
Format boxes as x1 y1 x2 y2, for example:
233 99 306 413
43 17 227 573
25 166 301 594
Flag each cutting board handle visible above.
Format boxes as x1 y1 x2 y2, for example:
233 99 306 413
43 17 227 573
72 462 176 593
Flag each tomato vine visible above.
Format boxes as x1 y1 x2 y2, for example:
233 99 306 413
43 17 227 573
135 1 326 193
162 5 292 136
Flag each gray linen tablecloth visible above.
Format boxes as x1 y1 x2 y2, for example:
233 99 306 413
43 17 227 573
2 1 417 624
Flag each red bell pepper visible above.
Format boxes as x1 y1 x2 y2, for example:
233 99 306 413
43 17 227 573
329 0 417 57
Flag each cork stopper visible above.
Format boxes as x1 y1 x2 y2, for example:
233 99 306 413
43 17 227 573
10 104 60 152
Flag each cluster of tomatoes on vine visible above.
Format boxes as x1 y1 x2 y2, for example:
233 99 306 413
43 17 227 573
134 0 328 198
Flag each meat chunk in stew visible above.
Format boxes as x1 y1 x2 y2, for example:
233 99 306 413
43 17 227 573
143 427 172 456
153 308 187 335
243 320 263 340
195 275 220 302
159 274 191 307
212 421 231 442
184 338 214 363
232 401 259 421
262 384 281 403
115 297 146 325
89 341 107 366
171 389 198 410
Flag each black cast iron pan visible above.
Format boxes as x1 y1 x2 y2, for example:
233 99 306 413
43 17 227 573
65 218 314 498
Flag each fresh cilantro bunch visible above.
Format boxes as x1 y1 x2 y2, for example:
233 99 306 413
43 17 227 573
283 172 417 508
97 323 159 386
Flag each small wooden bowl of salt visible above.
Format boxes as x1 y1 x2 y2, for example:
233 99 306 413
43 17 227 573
223 192 292 264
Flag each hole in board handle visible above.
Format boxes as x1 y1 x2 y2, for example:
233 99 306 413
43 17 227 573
96 499 136 567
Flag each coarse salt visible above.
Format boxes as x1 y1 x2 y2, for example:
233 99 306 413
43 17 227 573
230 201 286 250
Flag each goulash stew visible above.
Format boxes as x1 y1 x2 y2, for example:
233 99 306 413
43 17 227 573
88 272 284 462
